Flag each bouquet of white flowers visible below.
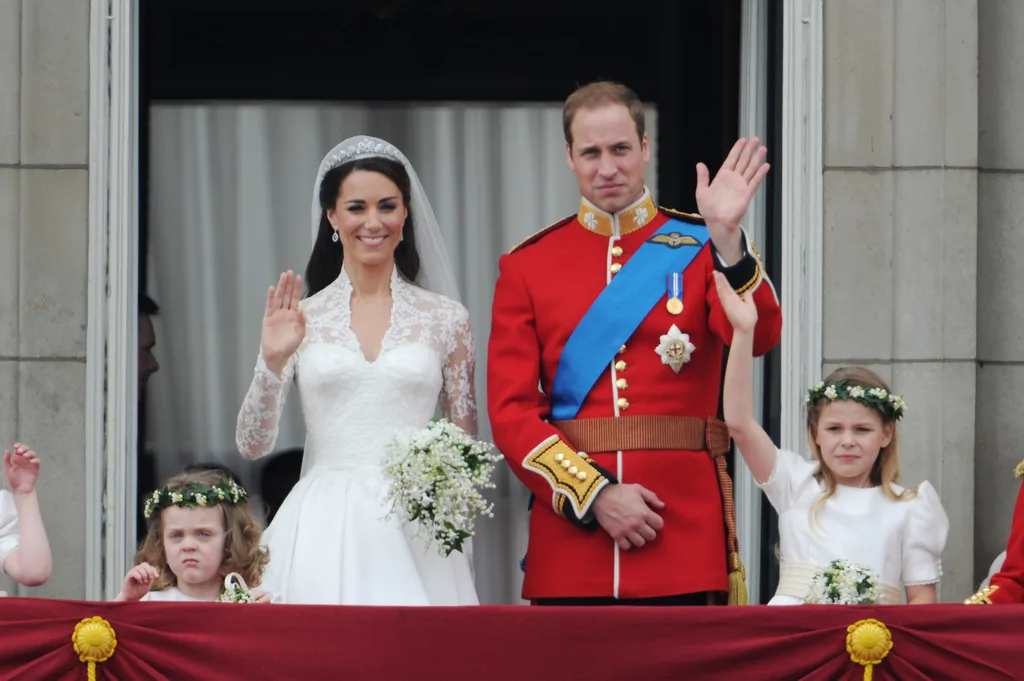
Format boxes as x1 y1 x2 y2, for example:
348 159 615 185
382 418 503 557
217 572 256 603
804 559 881 605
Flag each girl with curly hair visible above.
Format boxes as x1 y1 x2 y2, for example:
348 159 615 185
114 468 273 603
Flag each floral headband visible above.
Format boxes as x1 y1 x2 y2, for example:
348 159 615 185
804 380 906 421
143 480 248 519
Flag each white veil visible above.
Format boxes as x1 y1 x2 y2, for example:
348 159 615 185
310 135 462 303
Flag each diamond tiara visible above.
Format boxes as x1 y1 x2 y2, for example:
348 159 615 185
317 139 409 183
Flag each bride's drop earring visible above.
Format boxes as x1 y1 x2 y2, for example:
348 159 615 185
332 231 339 243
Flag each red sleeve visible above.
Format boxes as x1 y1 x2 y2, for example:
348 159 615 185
705 231 782 356
486 253 616 527
977 484 1024 604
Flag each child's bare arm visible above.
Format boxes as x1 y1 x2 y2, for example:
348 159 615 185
714 272 778 484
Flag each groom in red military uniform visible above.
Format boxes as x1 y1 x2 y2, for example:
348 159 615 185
966 461 1024 604
487 81 782 606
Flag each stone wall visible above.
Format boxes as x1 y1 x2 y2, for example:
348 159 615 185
822 0 979 600
0 0 90 598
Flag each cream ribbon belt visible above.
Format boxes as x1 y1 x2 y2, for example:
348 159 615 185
776 561 901 604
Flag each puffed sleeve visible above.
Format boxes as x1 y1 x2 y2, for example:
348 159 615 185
756 448 819 514
901 481 949 586
0 491 20 573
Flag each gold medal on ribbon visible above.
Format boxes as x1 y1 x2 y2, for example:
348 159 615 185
666 272 683 315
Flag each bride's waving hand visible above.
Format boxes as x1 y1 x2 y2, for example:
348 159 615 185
235 269 305 461
261 270 306 377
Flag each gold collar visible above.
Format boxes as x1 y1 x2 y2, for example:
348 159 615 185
576 188 658 237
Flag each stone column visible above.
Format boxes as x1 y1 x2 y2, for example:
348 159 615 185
822 0 978 601
0 0 91 598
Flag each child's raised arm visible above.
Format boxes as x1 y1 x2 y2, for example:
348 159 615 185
713 272 777 484
2 444 52 586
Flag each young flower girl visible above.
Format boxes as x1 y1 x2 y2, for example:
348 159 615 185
115 468 273 603
0 443 53 587
714 272 948 605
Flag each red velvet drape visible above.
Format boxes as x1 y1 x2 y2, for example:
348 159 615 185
0 599 1020 680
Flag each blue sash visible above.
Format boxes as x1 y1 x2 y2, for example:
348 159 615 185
549 219 708 421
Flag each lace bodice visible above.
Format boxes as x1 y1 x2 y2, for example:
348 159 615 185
235 266 477 471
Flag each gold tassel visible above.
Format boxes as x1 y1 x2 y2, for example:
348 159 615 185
728 552 749 605
1014 458 1024 479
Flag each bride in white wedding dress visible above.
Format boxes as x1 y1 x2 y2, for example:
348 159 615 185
234 136 480 605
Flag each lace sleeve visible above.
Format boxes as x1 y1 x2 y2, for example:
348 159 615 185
235 349 297 460
440 305 478 436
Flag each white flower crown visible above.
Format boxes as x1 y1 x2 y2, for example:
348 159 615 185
804 380 906 421
143 480 248 519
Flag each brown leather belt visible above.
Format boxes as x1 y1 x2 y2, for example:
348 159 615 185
550 415 730 456
551 414 744 604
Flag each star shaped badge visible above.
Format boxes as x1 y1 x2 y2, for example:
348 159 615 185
655 324 696 373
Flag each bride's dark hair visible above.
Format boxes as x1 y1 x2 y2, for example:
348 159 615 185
305 157 421 298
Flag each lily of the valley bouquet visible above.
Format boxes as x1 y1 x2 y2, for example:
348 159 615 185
804 559 881 605
217 572 257 603
382 418 503 557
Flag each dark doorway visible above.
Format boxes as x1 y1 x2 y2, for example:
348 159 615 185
759 0 784 604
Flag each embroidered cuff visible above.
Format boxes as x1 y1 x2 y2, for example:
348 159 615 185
963 585 998 605
714 234 762 295
523 435 615 521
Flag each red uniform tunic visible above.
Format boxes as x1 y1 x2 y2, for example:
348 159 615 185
967 465 1024 604
487 189 782 601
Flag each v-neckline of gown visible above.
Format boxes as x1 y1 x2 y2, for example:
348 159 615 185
339 265 399 364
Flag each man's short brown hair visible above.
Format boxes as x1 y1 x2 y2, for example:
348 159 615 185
563 81 645 147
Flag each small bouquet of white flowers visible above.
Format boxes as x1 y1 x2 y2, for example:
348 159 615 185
804 559 881 605
217 572 257 603
382 418 503 557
